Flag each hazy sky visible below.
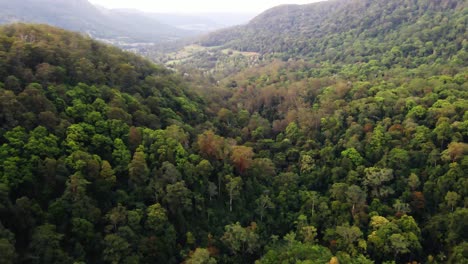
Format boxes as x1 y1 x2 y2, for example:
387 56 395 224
88 0 325 13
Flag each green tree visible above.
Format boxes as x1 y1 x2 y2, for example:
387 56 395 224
185 248 217 264
112 138 131 174
102 234 130 264
445 191 460 212
367 215 421 262
106 204 128 232
258 239 332 264
221 222 259 257
346 185 367 218
335 224 364 256
128 145 149 187
341 148 365 166
363 167 394 198
389 233 410 259
164 181 192 214
0 237 15 264
255 194 275 221
225 176 243 212
0 223 16 264
30 224 71 264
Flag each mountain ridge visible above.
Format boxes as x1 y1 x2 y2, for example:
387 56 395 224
0 0 194 44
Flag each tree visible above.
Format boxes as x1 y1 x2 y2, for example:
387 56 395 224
99 160 116 187
111 138 131 174
258 240 332 264
345 185 367 218
441 142 468 162
387 148 410 170
0 237 16 264
363 167 394 198
299 191 320 218
230 146 254 174
335 224 364 256
255 194 275 221
249 158 276 181
341 148 364 166
197 130 227 160
300 154 315 174
24 126 60 158
106 204 127 232
225 176 243 212
300 225 318 244
164 181 192 214
295 215 318 244
4 75 21 94
408 173 420 191
445 191 460 212
128 126 142 152
128 145 149 187
446 209 468 247
221 222 259 256
30 224 71 264
367 215 421 262
448 242 468 263
208 182 217 201
366 124 389 161
145 203 168 232
330 183 348 202
143 203 177 262
0 223 16 264
185 248 217 264
393 199 411 215
389 233 410 259
433 118 452 147
102 234 130 264
64 173 90 202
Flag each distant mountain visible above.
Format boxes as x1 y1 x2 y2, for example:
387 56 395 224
0 0 195 44
110 9 256 33
152 12 256 31
198 0 467 63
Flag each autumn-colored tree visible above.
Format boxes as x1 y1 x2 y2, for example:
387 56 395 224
230 146 254 174
128 126 142 152
197 130 228 160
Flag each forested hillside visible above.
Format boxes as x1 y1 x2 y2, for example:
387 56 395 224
0 0 467 262
0 24 206 263
151 0 467 86
196 0 466 63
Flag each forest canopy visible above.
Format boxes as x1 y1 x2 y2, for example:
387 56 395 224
0 0 467 262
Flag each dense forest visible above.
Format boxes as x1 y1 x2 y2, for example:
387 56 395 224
199 0 466 61
0 0 467 263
